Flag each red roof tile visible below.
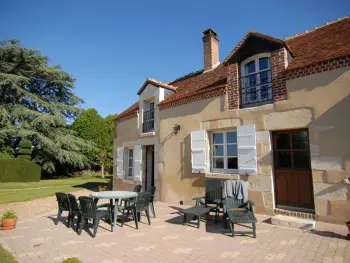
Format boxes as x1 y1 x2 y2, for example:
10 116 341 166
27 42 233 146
114 101 139 120
286 16 350 70
159 63 228 106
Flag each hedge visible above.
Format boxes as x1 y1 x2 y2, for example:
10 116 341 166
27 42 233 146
0 158 41 182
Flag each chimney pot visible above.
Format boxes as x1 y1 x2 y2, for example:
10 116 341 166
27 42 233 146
202 28 219 71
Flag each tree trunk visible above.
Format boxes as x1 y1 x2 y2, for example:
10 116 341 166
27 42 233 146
101 164 105 178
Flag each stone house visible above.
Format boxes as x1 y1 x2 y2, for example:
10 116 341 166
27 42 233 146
113 16 350 224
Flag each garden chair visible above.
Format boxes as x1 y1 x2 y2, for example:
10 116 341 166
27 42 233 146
149 186 156 217
192 179 223 222
223 190 257 238
77 196 112 238
121 191 151 229
67 193 80 228
55 192 70 226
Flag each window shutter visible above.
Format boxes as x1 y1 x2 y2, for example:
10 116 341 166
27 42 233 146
237 124 257 175
116 147 124 179
191 130 207 173
133 145 142 182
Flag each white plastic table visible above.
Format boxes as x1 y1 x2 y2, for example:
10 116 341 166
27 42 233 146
89 191 138 231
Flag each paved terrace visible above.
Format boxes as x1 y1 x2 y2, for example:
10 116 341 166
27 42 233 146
0 202 349 263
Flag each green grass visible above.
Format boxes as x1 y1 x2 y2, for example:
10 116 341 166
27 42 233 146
0 175 110 204
0 244 20 263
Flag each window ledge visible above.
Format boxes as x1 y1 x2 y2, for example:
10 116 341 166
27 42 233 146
205 173 241 180
239 103 274 113
140 131 155 137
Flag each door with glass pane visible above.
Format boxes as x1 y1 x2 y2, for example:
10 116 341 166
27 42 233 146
272 129 314 209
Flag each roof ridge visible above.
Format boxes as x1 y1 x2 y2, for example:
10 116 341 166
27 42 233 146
285 15 350 40
147 78 178 90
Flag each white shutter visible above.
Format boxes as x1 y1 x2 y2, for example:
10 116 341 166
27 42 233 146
116 147 124 179
191 130 207 173
237 124 257 175
133 145 142 182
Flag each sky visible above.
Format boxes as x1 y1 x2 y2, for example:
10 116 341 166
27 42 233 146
2 0 349 117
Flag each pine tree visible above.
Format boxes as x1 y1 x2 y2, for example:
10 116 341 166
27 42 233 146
0 39 92 174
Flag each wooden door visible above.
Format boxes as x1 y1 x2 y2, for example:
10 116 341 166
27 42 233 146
272 129 314 210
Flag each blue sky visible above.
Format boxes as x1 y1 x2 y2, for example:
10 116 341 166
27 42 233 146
2 0 349 117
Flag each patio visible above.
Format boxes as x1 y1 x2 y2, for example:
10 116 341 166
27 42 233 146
0 202 349 263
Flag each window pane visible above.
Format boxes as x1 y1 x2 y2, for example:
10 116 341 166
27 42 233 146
293 151 310 169
276 133 290 149
245 75 257 88
245 60 256 74
259 57 270 70
129 158 133 167
227 145 237 156
249 87 257 101
227 132 237 143
213 133 223 144
277 151 292 168
292 131 309 149
129 149 133 157
260 85 270 100
259 71 271 85
128 168 133 177
213 158 224 169
227 157 238 169
213 145 224 157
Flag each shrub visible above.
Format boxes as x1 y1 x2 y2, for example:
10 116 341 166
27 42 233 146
0 158 41 182
16 140 32 160
2 210 16 220
61 258 83 263
18 141 32 148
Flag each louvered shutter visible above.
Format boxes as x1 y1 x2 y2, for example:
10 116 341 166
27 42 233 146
191 130 207 173
116 147 124 179
237 124 257 175
133 145 142 182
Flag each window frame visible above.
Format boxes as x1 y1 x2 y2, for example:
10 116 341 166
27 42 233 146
142 100 155 133
210 130 238 174
240 53 272 106
126 147 134 179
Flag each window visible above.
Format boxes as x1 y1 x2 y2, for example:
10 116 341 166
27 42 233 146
143 101 154 133
273 130 310 170
127 148 134 178
211 131 238 172
240 54 272 107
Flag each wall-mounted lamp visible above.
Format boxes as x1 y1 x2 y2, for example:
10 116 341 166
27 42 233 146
173 124 180 135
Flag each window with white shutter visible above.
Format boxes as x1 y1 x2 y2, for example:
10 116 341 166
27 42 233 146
133 145 142 182
191 130 207 173
116 147 124 179
237 124 257 175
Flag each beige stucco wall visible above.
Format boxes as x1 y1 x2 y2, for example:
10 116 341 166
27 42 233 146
114 66 350 224
157 66 350 223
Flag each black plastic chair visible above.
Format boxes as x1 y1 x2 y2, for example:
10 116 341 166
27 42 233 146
55 192 70 226
133 184 142 193
192 179 223 222
121 191 151 229
67 194 81 228
77 196 112 238
149 186 156 218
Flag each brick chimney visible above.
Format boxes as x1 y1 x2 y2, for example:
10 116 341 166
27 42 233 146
202 28 219 72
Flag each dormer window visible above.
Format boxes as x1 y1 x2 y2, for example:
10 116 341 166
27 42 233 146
240 53 272 107
142 101 154 133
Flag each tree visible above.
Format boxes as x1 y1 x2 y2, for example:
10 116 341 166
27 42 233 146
71 109 116 178
0 39 91 174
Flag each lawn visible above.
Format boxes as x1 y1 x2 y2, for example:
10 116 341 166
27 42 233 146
0 175 110 204
0 244 19 263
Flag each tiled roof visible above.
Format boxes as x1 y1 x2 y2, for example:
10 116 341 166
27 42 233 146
113 101 139 120
116 16 350 119
158 63 228 106
137 78 178 95
285 16 350 70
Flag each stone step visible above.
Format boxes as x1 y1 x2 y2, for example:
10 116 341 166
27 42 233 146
271 215 316 230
